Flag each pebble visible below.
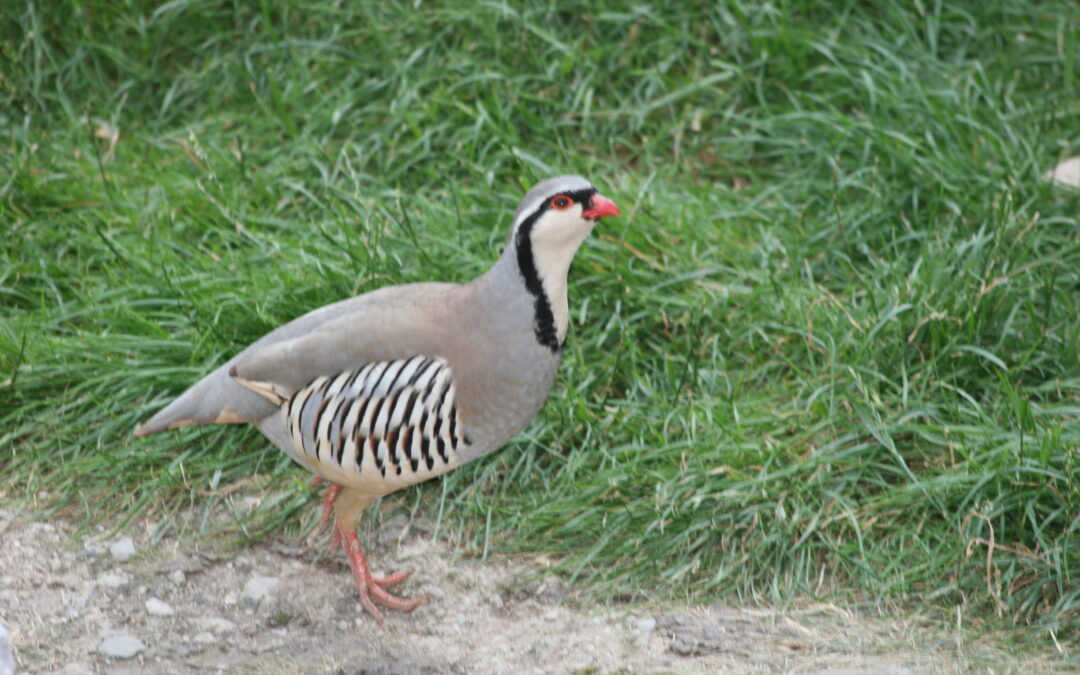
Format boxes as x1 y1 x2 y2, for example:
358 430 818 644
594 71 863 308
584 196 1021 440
97 635 145 659
146 598 175 616
109 537 136 562
82 542 107 558
168 569 186 586
192 632 216 644
1046 157 1080 188
96 571 131 589
241 576 279 607
192 617 237 633
0 622 14 675
636 616 657 632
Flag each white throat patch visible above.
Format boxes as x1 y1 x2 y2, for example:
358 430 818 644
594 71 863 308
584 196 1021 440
527 205 595 343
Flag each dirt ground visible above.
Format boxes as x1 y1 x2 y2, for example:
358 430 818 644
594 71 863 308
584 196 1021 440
0 502 1067 674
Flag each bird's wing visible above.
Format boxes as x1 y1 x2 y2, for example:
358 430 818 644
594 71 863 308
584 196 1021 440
242 354 467 486
134 282 457 436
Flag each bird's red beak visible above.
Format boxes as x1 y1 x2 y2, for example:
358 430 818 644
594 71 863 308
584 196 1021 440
582 193 620 220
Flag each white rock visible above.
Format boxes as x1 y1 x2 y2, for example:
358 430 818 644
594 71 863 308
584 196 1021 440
636 616 657 632
192 617 237 633
0 623 14 675
109 537 136 562
96 571 131 588
1045 157 1080 188
145 598 175 616
168 569 186 586
97 635 145 659
241 576 279 607
192 632 216 644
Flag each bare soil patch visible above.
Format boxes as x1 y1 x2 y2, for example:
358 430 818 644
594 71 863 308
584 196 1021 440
0 505 1063 674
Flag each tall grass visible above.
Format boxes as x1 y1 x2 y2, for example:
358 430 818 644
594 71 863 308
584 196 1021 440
3 0 1079 650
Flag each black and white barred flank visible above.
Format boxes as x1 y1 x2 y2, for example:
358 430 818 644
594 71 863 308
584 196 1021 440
285 355 469 479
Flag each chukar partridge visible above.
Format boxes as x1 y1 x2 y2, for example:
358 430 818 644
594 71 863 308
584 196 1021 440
135 176 620 619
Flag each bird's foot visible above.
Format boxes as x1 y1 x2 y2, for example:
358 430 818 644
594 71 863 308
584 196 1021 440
336 522 426 620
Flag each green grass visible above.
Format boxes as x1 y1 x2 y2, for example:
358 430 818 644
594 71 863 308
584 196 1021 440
3 0 1079 653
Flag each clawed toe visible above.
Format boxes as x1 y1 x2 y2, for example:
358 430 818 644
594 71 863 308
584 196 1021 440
336 522 423 620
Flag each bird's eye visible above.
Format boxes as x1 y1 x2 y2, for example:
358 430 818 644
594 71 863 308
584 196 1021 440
550 195 572 210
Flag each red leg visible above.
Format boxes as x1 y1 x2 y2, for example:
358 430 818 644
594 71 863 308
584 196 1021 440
306 477 343 539
320 483 343 527
335 521 425 620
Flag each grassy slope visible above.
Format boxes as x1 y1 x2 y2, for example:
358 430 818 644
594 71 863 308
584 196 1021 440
3 0 1079 648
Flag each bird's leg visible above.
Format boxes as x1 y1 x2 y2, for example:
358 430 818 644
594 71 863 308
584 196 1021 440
335 521 425 620
332 488 426 620
306 477 344 551
319 482 343 527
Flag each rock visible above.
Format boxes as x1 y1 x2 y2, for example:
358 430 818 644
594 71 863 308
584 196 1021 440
636 616 657 632
146 598 175 616
109 537 136 562
82 542 107 558
97 635 145 659
535 576 567 605
96 571 131 589
658 614 750 656
192 617 237 633
241 576 279 607
168 569 186 586
812 665 915 669
0 622 14 675
192 632 216 644
1045 157 1080 188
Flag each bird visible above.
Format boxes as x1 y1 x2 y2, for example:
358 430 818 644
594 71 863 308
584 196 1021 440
134 175 620 619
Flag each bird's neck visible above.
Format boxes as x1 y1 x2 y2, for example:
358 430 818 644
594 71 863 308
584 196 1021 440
470 239 579 354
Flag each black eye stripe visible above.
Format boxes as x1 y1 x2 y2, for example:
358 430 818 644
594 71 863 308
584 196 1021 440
543 188 595 213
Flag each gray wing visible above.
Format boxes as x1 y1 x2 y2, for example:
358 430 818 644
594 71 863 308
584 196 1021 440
134 282 456 436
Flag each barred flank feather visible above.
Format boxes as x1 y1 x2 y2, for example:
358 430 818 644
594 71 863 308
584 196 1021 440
285 356 468 482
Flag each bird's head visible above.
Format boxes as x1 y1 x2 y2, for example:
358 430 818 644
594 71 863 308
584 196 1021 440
510 175 620 274
505 175 620 351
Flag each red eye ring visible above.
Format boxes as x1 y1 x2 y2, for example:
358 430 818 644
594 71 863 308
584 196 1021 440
550 195 572 210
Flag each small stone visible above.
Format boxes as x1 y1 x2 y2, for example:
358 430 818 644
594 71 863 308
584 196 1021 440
192 617 237 633
97 635 145 659
0 623 14 675
96 571 131 589
168 569 186 586
636 616 657 632
82 542 107 558
241 576 279 607
145 598 175 616
1045 157 1080 188
192 632 216 644
109 537 136 562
